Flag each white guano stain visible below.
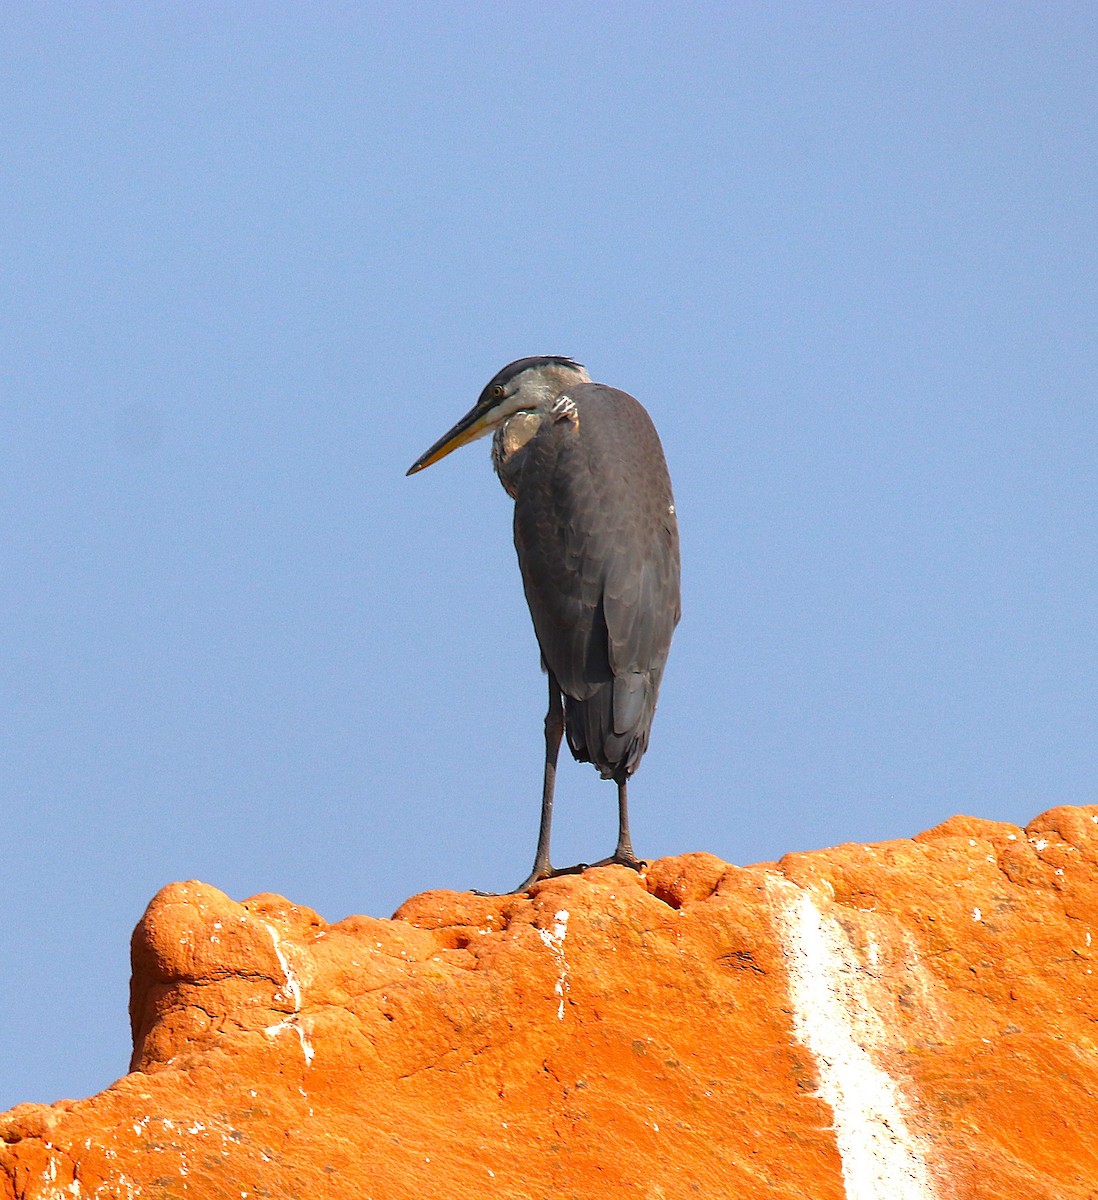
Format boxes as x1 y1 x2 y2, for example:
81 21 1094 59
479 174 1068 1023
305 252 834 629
38 1140 143 1200
769 878 940 1200
263 922 315 1067
537 909 570 1019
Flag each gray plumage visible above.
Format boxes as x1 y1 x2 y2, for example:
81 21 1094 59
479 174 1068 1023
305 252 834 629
499 383 679 779
408 357 680 892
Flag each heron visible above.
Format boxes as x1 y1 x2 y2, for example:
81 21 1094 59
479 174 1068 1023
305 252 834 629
407 357 680 893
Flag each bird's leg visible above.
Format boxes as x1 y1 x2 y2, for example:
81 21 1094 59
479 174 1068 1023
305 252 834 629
525 675 565 882
590 773 645 872
478 674 585 895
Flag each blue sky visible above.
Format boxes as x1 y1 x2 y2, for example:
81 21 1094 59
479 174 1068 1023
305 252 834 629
3 4 1096 1110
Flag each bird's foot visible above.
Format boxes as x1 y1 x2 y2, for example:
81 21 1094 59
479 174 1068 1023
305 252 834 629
473 861 589 898
587 850 646 873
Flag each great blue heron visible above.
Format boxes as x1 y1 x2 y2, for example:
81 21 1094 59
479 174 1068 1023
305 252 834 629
407 357 680 893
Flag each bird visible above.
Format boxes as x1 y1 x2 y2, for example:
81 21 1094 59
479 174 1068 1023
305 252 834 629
407 356 680 893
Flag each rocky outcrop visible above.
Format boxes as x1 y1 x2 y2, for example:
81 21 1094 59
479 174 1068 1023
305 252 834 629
3 806 1098 1199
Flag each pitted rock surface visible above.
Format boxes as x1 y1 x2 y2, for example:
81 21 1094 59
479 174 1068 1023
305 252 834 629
3 806 1098 1199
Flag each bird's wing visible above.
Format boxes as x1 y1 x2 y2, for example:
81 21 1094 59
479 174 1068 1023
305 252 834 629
511 385 681 705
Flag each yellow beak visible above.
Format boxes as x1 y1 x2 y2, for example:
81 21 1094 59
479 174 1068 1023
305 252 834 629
406 400 499 475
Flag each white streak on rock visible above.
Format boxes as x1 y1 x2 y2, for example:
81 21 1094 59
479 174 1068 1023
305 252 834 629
537 910 570 1019
263 922 315 1066
769 879 939 1200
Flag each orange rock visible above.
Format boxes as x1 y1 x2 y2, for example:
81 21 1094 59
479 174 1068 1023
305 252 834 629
4 807 1098 1198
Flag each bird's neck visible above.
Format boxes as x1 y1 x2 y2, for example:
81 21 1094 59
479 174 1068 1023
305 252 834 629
492 411 545 498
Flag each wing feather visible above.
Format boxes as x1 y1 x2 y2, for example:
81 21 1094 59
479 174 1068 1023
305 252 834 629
510 384 680 777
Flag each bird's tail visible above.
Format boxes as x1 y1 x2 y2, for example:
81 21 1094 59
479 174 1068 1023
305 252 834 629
564 671 657 780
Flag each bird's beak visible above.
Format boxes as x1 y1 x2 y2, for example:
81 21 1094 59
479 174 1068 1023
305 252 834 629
406 399 499 475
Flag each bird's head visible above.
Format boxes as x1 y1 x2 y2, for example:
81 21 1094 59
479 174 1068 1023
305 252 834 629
406 356 590 475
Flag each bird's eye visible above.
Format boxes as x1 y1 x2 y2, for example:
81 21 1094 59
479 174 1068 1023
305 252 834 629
492 385 505 399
